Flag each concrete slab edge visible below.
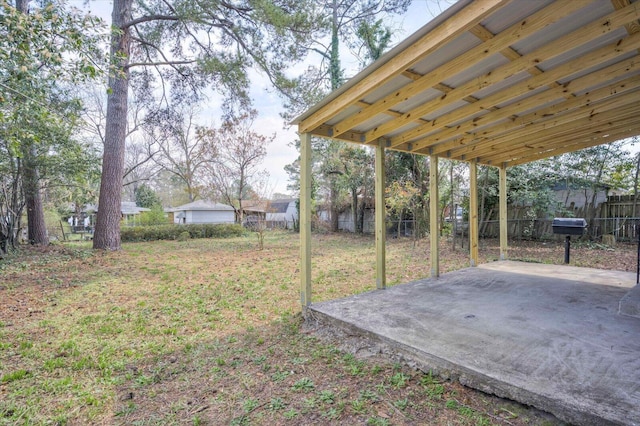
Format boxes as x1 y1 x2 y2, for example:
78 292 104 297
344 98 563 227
619 284 640 318
304 307 623 426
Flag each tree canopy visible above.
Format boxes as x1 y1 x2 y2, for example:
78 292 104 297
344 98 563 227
93 0 324 250
0 0 105 252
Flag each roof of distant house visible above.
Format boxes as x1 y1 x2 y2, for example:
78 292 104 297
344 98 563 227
84 201 150 215
168 200 234 212
269 199 296 213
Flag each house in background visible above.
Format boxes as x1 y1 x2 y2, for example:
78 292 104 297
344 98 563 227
266 198 298 229
240 198 298 229
121 201 151 226
166 200 235 224
76 201 150 229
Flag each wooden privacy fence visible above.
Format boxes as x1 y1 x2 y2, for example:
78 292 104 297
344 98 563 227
479 218 640 242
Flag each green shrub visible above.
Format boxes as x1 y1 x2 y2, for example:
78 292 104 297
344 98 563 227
120 223 245 242
138 205 168 226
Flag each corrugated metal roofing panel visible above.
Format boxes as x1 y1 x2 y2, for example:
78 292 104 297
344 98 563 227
386 122 422 140
441 53 510 88
325 105 361 126
537 28 629 73
352 113 396 134
480 0 553 34
422 99 470 122
495 85 551 110
410 32 483 76
510 1 612 55
361 74 413 105
391 88 444 115
471 70 531 100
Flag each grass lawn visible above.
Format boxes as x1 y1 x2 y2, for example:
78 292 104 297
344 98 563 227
1 231 633 425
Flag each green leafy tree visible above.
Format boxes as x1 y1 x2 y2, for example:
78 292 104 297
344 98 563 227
355 18 392 68
135 184 162 209
0 0 104 250
556 142 634 227
386 179 419 237
284 2 408 232
138 205 166 226
93 0 323 250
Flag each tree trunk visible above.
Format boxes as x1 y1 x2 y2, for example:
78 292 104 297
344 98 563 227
330 180 339 232
22 145 48 245
0 157 23 253
15 0 29 12
329 0 341 91
93 0 132 250
14 0 47 246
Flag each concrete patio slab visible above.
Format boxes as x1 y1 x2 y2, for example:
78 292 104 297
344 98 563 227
306 261 640 426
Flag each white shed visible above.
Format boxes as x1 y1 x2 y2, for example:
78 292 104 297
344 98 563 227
169 200 235 224
267 199 298 229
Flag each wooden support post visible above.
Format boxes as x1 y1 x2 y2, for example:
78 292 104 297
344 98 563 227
499 165 508 260
430 155 439 277
375 140 386 289
469 159 479 266
300 132 312 307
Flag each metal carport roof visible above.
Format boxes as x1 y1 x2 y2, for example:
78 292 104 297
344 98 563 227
293 0 640 167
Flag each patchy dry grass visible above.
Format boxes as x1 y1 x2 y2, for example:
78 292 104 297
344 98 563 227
2 231 629 425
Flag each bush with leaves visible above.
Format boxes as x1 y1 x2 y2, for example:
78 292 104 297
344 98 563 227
138 205 167 226
121 224 245 242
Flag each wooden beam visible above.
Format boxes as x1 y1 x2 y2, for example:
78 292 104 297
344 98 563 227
419 51 640 160
430 155 439 277
612 0 640 34
309 124 365 144
375 140 386 289
451 95 640 160
299 132 312 308
412 57 640 154
499 165 507 261
502 125 640 166
435 77 640 158
375 4 640 145
297 0 508 134
478 120 640 166
469 160 479 267
484 119 640 165
331 1 585 139
468 105 640 163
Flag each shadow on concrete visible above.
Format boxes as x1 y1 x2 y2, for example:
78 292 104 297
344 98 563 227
306 261 640 426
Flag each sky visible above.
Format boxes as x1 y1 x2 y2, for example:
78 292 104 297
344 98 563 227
70 0 455 196
247 1 456 195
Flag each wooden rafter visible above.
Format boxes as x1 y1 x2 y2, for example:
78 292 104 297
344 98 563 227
294 0 640 169
486 118 640 165
416 61 640 156
371 3 640 145
448 89 640 160
504 125 640 166
297 0 508 134
331 1 586 139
